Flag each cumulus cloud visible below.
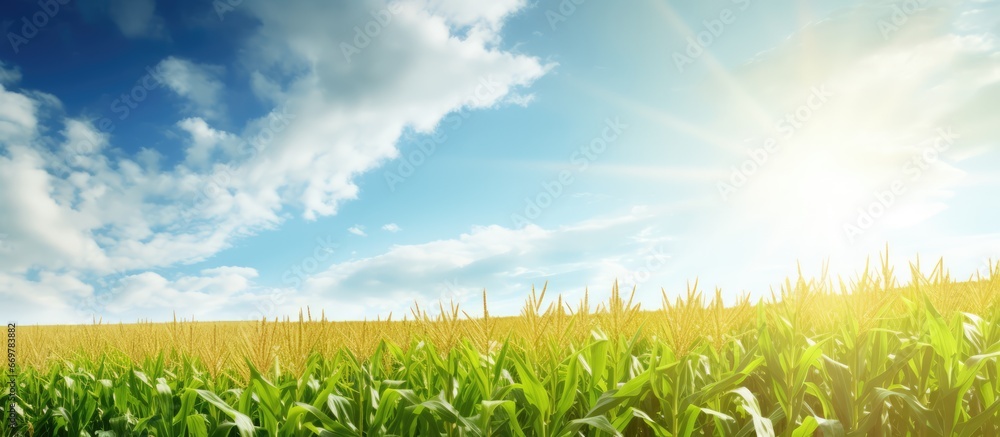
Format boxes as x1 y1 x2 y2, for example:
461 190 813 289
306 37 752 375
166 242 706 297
0 0 549 323
347 225 367 237
0 266 291 324
294 208 674 319
0 271 94 324
382 223 402 232
238 0 551 219
0 85 278 278
104 267 266 321
177 117 241 168
409 0 528 44
0 144 111 274
0 83 38 144
155 57 227 120
0 62 22 85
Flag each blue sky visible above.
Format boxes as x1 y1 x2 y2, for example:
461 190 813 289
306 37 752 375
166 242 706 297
1 0 998 324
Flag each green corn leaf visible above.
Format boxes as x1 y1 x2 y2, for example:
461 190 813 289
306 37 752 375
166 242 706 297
191 389 256 437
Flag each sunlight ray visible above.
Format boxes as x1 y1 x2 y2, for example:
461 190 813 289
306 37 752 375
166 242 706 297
566 76 745 154
650 0 775 129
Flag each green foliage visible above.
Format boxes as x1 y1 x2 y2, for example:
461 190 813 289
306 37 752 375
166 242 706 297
4 259 1000 436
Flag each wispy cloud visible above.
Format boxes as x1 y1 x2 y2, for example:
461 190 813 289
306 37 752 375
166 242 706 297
155 57 226 120
108 0 166 39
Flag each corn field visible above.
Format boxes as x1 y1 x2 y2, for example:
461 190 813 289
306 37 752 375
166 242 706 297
4 258 1000 436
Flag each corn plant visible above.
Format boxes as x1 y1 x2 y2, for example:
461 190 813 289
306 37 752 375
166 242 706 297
3 258 1000 436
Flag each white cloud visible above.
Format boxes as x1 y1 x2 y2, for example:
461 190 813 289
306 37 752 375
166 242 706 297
177 117 241 168
1 0 546 277
155 57 226 120
0 88 280 277
108 0 166 39
408 0 528 44
239 0 551 219
382 223 402 232
348 225 367 237
0 83 38 144
503 92 536 107
295 208 674 319
0 145 111 274
0 264 299 324
249 70 285 105
0 0 548 323
100 267 282 323
0 271 94 324
0 61 21 85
